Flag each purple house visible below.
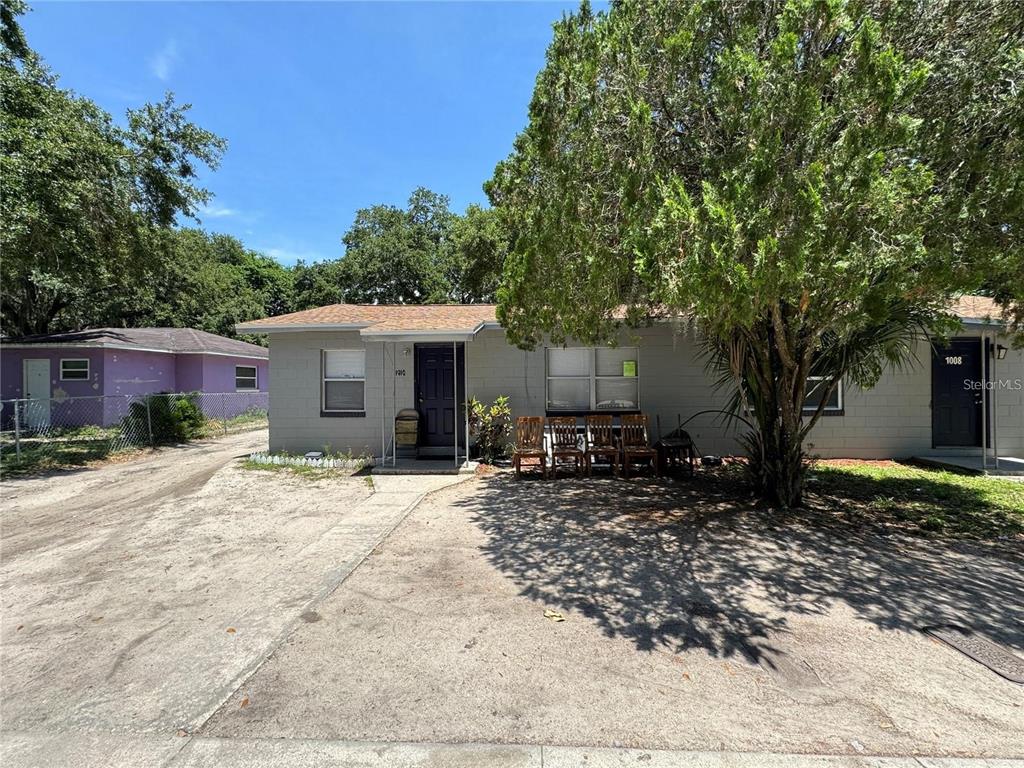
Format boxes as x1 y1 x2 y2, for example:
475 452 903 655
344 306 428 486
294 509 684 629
1 328 269 428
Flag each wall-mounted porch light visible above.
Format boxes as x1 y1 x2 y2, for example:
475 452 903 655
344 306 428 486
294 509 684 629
994 344 1008 360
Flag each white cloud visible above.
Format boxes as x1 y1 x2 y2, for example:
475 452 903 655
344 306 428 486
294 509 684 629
149 39 179 82
199 204 237 219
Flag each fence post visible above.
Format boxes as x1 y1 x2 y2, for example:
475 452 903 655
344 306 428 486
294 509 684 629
13 400 21 461
222 393 227 435
146 397 154 446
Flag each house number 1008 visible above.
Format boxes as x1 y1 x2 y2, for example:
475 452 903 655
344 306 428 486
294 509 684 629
945 356 963 365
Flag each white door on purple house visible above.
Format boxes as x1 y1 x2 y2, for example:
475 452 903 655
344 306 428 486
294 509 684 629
22 359 51 429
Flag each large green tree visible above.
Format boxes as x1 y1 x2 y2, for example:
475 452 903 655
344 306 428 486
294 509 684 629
0 1 226 336
336 187 454 304
330 187 508 305
101 229 294 342
448 204 510 303
489 0 1023 506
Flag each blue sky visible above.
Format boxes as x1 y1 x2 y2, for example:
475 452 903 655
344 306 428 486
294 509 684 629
23 1 582 265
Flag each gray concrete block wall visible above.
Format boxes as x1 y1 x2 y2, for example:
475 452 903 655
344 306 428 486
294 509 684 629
465 328 545 424
269 326 1024 460
806 334 1024 458
988 341 1024 455
805 340 933 459
269 331 415 457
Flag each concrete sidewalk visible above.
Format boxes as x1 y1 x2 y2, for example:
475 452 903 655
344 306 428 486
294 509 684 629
2 732 1020 768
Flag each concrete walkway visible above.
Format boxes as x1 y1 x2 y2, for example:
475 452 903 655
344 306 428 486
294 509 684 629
3 732 1020 768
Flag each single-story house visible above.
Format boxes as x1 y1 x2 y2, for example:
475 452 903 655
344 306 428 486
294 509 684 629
1 328 269 428
236 297 1023 469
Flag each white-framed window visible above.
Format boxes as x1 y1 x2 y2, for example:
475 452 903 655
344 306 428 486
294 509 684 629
545 347 639 412
235 365 258 391
804 377 843 413
322 349 366 413
60 359 89 381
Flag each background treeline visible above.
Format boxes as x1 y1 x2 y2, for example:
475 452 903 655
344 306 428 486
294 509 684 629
0 2 506 343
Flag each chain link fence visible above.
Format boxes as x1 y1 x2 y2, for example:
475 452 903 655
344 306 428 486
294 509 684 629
0 391 268 475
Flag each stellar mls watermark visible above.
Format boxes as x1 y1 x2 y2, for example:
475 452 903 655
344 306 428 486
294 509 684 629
964 379 1024 391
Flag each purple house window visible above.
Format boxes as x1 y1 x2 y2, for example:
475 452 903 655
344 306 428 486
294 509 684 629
235 365 258 391
60 359 90 380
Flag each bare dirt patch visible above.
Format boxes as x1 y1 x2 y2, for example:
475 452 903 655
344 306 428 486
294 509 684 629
813 458 901 468
0 431 390 733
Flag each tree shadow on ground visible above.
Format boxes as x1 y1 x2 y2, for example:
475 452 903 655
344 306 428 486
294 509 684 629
455 469 1024 665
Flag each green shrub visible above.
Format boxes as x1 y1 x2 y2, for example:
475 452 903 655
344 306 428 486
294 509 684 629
467 395 512 464
124 393 207 444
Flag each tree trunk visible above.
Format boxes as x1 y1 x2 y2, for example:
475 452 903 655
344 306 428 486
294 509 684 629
740 311 812 508
752 413 806 508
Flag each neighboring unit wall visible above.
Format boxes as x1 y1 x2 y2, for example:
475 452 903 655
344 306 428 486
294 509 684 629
984 337 1024 456
197 354 269 393
102 349 176 426
805 338 932 459
175 355 205 392
0 347 106 427
806 332 1024 459
104 349 176 395
1 348 105 400
466 326 744 456
199 354 270 419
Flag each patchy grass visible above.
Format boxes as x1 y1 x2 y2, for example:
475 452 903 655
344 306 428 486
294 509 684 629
239 458 360 480
203 409 269 437
0 440 144 478
805 461 1024 540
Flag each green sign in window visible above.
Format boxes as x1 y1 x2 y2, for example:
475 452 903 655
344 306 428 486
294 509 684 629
622 360 637 377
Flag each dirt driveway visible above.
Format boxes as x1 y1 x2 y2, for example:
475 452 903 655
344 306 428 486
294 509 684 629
204 473 1024 759
0 430 463 736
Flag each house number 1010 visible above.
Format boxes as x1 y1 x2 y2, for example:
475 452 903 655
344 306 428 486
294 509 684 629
395 369 406 376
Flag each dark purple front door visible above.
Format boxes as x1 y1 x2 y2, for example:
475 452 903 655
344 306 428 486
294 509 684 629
415 344 464 449
932 339 984 447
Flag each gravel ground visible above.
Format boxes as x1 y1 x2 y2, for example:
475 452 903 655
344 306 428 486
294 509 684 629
203 472 1024 758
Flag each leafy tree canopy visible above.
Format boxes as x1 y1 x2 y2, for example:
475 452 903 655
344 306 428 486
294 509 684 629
102 229 295 343
489 0 1023 505
0 0 225 336
332 187 508 305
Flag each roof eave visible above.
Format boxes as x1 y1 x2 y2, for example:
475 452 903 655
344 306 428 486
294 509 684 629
234 322 371 333
959 317 1007 328
358 328 482 342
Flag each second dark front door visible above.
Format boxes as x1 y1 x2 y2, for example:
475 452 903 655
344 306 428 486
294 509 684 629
932 338 984 447
415 344 463 448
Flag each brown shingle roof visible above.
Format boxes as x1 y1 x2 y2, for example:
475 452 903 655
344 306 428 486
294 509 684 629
236 295 1008 335
236 304 498 334
949 295 1002 322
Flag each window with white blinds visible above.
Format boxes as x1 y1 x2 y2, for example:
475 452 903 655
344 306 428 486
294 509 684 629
545 347 639 412
322 350 366 412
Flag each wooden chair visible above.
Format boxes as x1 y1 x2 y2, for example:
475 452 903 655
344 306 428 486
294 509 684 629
584 414 618 477
548 416 584 478
513 416 548 479
619 414 658 478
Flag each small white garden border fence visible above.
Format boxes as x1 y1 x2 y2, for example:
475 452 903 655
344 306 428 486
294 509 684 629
247 451 373 470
